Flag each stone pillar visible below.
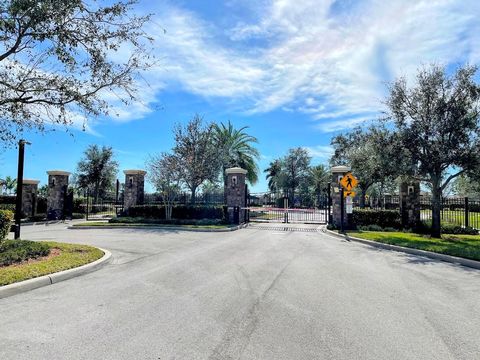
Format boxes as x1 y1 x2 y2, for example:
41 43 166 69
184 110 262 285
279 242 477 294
400 181 420 229
123 170 146 210
225 167 247 224
331 166 351 230
22 179 39 218
47 171 70 220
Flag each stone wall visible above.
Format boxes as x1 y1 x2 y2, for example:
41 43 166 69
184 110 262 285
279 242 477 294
399 181 420 229
225 167 247 224
123 170 146 210
47 171 70 220
22 180 39 218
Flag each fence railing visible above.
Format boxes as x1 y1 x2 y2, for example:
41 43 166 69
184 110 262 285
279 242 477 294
420 197 480 230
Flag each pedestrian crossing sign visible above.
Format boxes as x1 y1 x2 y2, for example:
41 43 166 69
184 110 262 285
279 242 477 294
340 172 358 191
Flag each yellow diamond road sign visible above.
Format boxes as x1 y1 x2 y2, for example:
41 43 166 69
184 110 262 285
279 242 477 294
340 172 358 191
344 191 356 198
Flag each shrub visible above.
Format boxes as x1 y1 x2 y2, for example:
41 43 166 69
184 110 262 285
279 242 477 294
124 205 225 220
352 209 401 229
441 225 478 235
357 225 398 232
326 223 339 231
109 217 226 226
417 222 479 235
0 210 14 242
0 240 50 267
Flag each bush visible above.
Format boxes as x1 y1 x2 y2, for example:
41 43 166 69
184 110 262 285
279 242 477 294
441 225 478 235
417 222 479 235
109 217 226 226
326 223 339 231
352 209 401 229
124 205 225 220
0 210 14 242
357 225 398 232
0 240 50 267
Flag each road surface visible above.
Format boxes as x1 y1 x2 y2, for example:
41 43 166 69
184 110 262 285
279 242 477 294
1 222 479 359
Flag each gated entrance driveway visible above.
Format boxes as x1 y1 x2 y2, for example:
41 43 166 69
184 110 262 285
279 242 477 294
1 224 480 359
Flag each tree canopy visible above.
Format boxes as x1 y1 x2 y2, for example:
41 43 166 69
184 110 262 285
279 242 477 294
75 144 119 201
212 121 259 185
386 64 480 237
0 0 152 144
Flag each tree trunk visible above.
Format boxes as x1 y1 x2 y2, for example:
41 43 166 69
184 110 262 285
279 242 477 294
190 185 197 205
359 190 366 208
431 177 442 238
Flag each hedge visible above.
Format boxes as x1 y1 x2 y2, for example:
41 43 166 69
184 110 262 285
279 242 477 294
0 240 50 267
352 209 402 229
124 205 225 220
0 210 13 242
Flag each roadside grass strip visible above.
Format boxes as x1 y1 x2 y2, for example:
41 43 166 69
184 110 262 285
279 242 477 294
0 241 104 286
348 231 480 262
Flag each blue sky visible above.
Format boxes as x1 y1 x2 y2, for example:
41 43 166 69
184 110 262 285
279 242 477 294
1 0 479 192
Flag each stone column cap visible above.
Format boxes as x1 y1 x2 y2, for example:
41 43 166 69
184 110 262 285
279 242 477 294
225 167 248 175
47 170 71 176
124 170 147 175
23 179 40 185
331 165 351 173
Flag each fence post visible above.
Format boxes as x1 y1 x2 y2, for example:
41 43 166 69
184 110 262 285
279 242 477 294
465 197 469 228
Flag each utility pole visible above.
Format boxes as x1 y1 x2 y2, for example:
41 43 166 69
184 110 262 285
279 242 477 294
14 139 31 239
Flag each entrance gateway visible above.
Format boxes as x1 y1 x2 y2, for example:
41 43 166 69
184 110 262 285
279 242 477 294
245 191 331 224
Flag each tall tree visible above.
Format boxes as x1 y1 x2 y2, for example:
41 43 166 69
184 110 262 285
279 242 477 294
331 126 402 207
147 153 181 221
3 175 16 194
281 147 311 205
264 159 282 193
386 64 480 237
75 145 119 202
173 114 220 204
0 0 153 145
310 164 330 197
212 121 260 185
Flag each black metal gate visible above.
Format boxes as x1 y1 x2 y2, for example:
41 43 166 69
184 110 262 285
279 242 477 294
247 191 330 224
84 189 123 221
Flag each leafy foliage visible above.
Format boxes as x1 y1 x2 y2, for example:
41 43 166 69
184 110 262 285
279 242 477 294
171 115 221 203
386 64 480 237
75 144 119 201
213 121 259 185
0 239 50 266
0 209 13 242
352 209 402 229
0 0 153 144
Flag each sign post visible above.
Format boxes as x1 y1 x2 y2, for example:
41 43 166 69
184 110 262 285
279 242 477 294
339 172 358 230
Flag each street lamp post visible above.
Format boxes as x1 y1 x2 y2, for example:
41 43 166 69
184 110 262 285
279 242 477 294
14 139 31 239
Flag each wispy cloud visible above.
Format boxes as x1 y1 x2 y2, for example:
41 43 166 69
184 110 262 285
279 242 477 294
114 0 480 131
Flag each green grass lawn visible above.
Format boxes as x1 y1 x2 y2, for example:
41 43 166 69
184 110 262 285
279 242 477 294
0 241 104 286
347 231 480 261
73 222 233 229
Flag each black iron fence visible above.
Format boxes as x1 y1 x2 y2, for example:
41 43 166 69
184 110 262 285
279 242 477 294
420 197 480 230
352 194 480 230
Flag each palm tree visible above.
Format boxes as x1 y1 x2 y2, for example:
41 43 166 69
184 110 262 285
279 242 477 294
0 178 5 195
264 159 282 193
4 176 17 195
213 121 260 185
310 164 329 196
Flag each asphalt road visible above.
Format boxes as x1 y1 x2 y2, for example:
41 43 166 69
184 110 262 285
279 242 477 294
1 222 480 360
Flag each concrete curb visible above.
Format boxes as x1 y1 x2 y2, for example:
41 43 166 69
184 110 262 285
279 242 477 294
68 224 248 232
324 229 480 270
0 248 112 299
